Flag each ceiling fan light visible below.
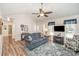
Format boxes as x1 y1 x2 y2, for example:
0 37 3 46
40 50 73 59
40 13 44 16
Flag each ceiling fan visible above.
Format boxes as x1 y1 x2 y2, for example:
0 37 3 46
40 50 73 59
32 3 53 17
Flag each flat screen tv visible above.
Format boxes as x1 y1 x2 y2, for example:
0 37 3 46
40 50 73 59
54 26 64 32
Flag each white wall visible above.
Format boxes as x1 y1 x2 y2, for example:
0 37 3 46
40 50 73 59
53 15 79 35
42 15 79 26
0 9 2 16
2 13 79 40
39 15 79 36
4 14 36 40
0 9 2 55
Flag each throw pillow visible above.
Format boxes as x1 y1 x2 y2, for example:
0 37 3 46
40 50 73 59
28 36 32 41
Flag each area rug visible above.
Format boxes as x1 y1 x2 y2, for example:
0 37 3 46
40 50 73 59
26 43 79 56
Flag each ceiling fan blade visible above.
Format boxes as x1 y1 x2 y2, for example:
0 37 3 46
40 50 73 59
37 15 40 17
32 13 39 14
44 11 53 14
44 14 48 17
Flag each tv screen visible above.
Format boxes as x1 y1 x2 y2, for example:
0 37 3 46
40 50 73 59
54 26 64 32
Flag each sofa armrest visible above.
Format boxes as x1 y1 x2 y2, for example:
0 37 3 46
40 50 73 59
44 36 49 39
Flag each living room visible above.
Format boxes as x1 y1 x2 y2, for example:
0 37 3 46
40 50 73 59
0 3 79 56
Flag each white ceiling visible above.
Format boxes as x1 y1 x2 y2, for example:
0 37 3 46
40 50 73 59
0 3 79 19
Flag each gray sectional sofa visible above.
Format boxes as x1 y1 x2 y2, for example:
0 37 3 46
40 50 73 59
24 33 48 50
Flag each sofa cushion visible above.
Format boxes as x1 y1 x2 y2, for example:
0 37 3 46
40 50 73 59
31 38 44 44
31 33 41 40
27 39 48 50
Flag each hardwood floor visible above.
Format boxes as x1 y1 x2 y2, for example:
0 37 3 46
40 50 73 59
2 36 28 56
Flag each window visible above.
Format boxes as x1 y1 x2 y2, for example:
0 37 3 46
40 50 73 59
64 19 77 24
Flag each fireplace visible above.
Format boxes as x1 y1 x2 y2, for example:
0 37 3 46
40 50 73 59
53 36 64 45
